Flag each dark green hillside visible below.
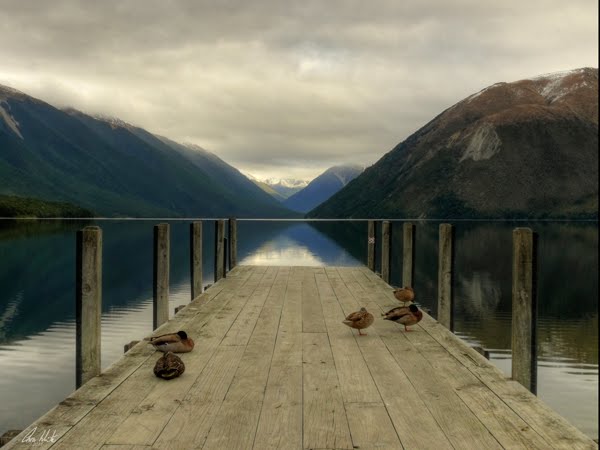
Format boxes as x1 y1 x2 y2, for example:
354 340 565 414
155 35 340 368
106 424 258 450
0 195 93 217
1 85 298 218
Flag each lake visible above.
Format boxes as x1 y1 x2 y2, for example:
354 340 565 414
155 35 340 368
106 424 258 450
0 219 597 439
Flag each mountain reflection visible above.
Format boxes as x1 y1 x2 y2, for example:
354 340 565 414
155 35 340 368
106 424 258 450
239 222 361 266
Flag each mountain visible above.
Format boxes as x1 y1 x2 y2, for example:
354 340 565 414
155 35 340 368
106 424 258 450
0 85 297 218
243 174 308 200
308 68 598 219
283 164 364 213
242 172 288 201
263 178 308 199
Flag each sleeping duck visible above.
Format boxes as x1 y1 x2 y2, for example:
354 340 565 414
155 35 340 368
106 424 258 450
393 286 415 305
342 307 374 336
382 304 423 331
150 330 194 353
153 351 185 380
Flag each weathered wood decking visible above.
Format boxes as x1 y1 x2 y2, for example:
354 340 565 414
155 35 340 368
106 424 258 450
5 266 597 449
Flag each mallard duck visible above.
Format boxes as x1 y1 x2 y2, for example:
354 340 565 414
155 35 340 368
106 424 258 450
153 351 185 380
342 307 374 336
382 304 423 331
150 330 194 353
393 286 414 305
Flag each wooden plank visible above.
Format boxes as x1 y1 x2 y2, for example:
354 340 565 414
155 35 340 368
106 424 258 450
354 272 503 450
416 314 598 450
303 332 353 450
221 266 279 346
7 265 595 450
3 269 258 450
253 263 303 445
380 335 503 449
354 332 453 450
253 329 303 450
334 267 372 307
301 267 326 333
101 446 152 449
103 268 267 446
201 278 284 450
350 266 571 449
345 403 403 450
31 267 260 450
316 271 380 404
325 269 362 315
152 345 246 449
402 326 552 449
279 268 302 334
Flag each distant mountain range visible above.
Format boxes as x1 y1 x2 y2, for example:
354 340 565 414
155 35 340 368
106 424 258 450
283 165 364 213
309 68 598 219
244 174 308 200
0 85 297 218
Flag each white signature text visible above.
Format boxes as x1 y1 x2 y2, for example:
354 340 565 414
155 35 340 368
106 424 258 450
21 427 59 445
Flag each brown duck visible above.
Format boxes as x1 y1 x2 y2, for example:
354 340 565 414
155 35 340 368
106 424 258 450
393 286 414 305
153 351 185 380
150 330 195 353
342 307 374 336
382 304 423 331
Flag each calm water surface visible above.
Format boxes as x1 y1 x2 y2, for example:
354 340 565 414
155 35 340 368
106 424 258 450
0 219 597 439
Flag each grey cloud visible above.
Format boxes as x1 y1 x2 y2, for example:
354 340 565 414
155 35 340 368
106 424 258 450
0 0 597 179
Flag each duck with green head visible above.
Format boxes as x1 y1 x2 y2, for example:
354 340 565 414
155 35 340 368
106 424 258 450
150 330 194 353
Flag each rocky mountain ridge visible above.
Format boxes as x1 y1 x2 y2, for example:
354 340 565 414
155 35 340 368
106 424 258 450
309 68 598 219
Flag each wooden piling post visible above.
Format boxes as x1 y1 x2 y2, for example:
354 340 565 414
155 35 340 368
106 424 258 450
512 227 538 394
214 219 225 282
190 221 203 300
223 237 228 278
367 220 375 271
153 223 170 330
402 222 415 287
437 223 454 330
381 221 391 283
76 226 102 388
228 218 237 270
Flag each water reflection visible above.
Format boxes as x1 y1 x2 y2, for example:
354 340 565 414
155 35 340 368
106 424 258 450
238 222 361 266
0 219 597 439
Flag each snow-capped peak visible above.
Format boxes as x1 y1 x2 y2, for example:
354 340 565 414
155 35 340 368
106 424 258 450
528 67 589 82
264 178 309 188
528 68 593 103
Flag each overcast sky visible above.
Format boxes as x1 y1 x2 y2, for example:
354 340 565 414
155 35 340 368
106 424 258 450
0 0 597 181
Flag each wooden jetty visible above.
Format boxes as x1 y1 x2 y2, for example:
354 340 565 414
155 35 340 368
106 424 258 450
3 265 596 449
